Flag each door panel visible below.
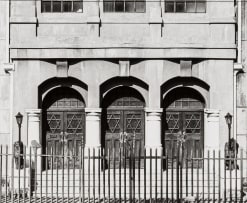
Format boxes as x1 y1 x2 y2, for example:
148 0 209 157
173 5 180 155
165 111 203 168
105 109 144 168
46 111 85 169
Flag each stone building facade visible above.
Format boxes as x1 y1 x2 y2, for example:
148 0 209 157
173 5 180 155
0 0 238 161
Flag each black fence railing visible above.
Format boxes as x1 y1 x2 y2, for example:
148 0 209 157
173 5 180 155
0 145 246 202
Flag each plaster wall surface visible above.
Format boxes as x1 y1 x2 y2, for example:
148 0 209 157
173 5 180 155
236 1 247 150
11 59 234 149
6 0 237 151
0 1 10 146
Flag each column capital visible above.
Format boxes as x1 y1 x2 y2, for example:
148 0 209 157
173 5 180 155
144 108 163 113
25 109 42 115
204 109 220 117
85 108 102 114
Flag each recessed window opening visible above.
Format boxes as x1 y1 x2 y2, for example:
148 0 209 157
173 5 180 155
165 0 206 13
103 0 145 12
41 0 83 12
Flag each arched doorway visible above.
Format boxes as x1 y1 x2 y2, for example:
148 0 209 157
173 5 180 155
42 87 85 169
102 86 145 168
163 87 205 168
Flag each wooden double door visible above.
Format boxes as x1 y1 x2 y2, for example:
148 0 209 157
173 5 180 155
45 110 85 169
104 108 145 168
164 110 204 168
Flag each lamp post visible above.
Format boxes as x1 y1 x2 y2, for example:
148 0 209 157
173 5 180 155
14 112 24 169
15 112 23 143
225 112 233 144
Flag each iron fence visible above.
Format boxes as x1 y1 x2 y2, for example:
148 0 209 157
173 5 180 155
0 145 246 202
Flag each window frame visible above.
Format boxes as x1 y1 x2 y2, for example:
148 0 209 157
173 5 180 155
164 0 206 13
41 0 83 13
103 0 146 13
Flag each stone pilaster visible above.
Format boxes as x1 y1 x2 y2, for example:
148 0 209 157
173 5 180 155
145 108 163 148
204 109 220 152
26 109 42 148
85 108 101 149
25 109 42 173
145 108 163 173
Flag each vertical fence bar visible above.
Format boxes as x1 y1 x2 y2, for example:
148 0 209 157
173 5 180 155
171 148 174 202
124 147 126 203
235 152 237 203
230 152 232 202
24 146 26 203
107 149 110 203
197 150 199 202
10 146 13 203
88 148 91 203
73 150 76 203
213 150 215 202
56 154 59 203
40 149 42 203
207 150 210 203
202 150 204 202
138 147 141 203
62 145 64 203
191 149 194 197
176 147 179 202
218 150 221 202
79 147 82 203
224 150 226 203
51 148 54 202
35 147 38 203
5 146 8 203
149 149 152 203
18 146 20 203
113 148 116 203
133 147 135 203
155 149 157 203
160 148 163 202
67 148 70 203
98 148 101 203
93 148 95 203
29 147 32 203
103 149 105 203
166 150 168 203
82 147 85 203
0 145 2 203
180 149 183 201
129 149 132 203
240 149 243 203
144 148 146 203
186 149 188 197
119 148 122 202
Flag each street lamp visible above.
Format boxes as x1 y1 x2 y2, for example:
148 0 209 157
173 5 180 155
14 112 24 169
15 112 23 143
225 112 233 143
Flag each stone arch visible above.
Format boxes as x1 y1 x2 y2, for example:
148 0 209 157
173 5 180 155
161 77 209 169
38 77 88 108
100 84 147 168
100 76 149 107
160 76 209 108
38 78 87 170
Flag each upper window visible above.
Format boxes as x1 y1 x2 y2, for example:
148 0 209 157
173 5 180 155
41 0 83 12
165 0 206 13
103 0 145 12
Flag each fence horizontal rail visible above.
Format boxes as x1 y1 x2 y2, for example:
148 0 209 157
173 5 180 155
0 145 246 202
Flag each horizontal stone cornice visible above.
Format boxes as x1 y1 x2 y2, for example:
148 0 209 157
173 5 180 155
9 42 236 49
10 47 236 59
